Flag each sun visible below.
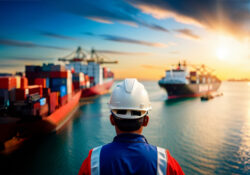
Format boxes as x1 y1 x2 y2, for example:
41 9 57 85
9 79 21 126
216 47 229 60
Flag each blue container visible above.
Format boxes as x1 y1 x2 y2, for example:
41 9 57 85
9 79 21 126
46 78 50 88
50 85 67 97
50 78 67 88
60 86 67 97
39 98 46 106
0 73 12 77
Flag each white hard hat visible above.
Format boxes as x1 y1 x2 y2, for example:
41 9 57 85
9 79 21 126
109 78 152 119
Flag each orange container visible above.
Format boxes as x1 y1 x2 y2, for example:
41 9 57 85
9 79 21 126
84 75 89 81
21 77 28 89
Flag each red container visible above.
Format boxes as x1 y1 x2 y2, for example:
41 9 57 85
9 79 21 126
43 88 51 97
103 67 107 72
49 92 58 113
59 95 67 106
28 85 43 97
103 72 108 78
33 101 40 109
0 77 16 90
26 72 50 79
21 77 28 89
15 89 28 101
35 78 46 88
89 77 94 83
73 82 80 90
50 71 69 78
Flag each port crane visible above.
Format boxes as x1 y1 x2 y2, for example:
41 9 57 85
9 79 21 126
58 46 118 64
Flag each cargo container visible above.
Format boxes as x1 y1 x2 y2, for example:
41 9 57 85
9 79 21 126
50 71 70 78
15 76 21 89
21 77 28 89
48 92 58 113
43 88 51 97
50 65 65 72
35 78 47 88
15 89 29 101
0 77 16 90
28 85 43 97
59 95 67 106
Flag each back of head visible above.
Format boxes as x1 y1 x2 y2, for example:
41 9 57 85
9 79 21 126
109 78 151 132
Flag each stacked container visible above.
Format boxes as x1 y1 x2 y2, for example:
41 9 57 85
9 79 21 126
72 72 85 90
0 77 17 108
50 69 72 104
16 77 29 101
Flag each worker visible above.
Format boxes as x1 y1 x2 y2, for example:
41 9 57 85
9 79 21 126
78 78 184 175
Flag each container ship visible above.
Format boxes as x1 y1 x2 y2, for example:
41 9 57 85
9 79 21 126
158 61 221 99
59 47 117 98
0 64 87 152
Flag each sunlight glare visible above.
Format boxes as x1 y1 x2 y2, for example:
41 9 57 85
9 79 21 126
216 47 229 60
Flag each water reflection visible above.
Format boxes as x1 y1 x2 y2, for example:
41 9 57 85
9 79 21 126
165 97 197 106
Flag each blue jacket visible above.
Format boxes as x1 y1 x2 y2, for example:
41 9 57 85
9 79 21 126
79 133 184 175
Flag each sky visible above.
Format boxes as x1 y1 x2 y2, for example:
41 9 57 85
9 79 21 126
0 0 249 80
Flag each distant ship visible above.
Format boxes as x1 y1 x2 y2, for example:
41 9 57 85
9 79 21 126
59 47 118 98
158 61 221 99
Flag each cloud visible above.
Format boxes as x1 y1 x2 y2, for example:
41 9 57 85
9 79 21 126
139 20 169 32
97 49 152 56
0 64 21 68
40 31 77 40
86 17 113 24
128 0 250 39
3 56 55 62
101 34 168 47
85 33 168 47
48 0 169 33
175 28 200 40
0 39 69 50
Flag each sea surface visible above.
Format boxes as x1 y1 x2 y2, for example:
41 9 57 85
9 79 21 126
0 81 249 175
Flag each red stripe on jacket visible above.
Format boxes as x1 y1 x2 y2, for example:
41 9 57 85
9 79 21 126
78 149 93 175
167 150 185 175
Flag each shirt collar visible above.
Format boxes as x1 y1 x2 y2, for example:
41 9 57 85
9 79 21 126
113 133 148 144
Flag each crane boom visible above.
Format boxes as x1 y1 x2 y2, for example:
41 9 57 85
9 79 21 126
58 46 118 65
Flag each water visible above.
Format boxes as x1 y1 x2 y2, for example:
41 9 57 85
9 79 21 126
0 82 249 175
